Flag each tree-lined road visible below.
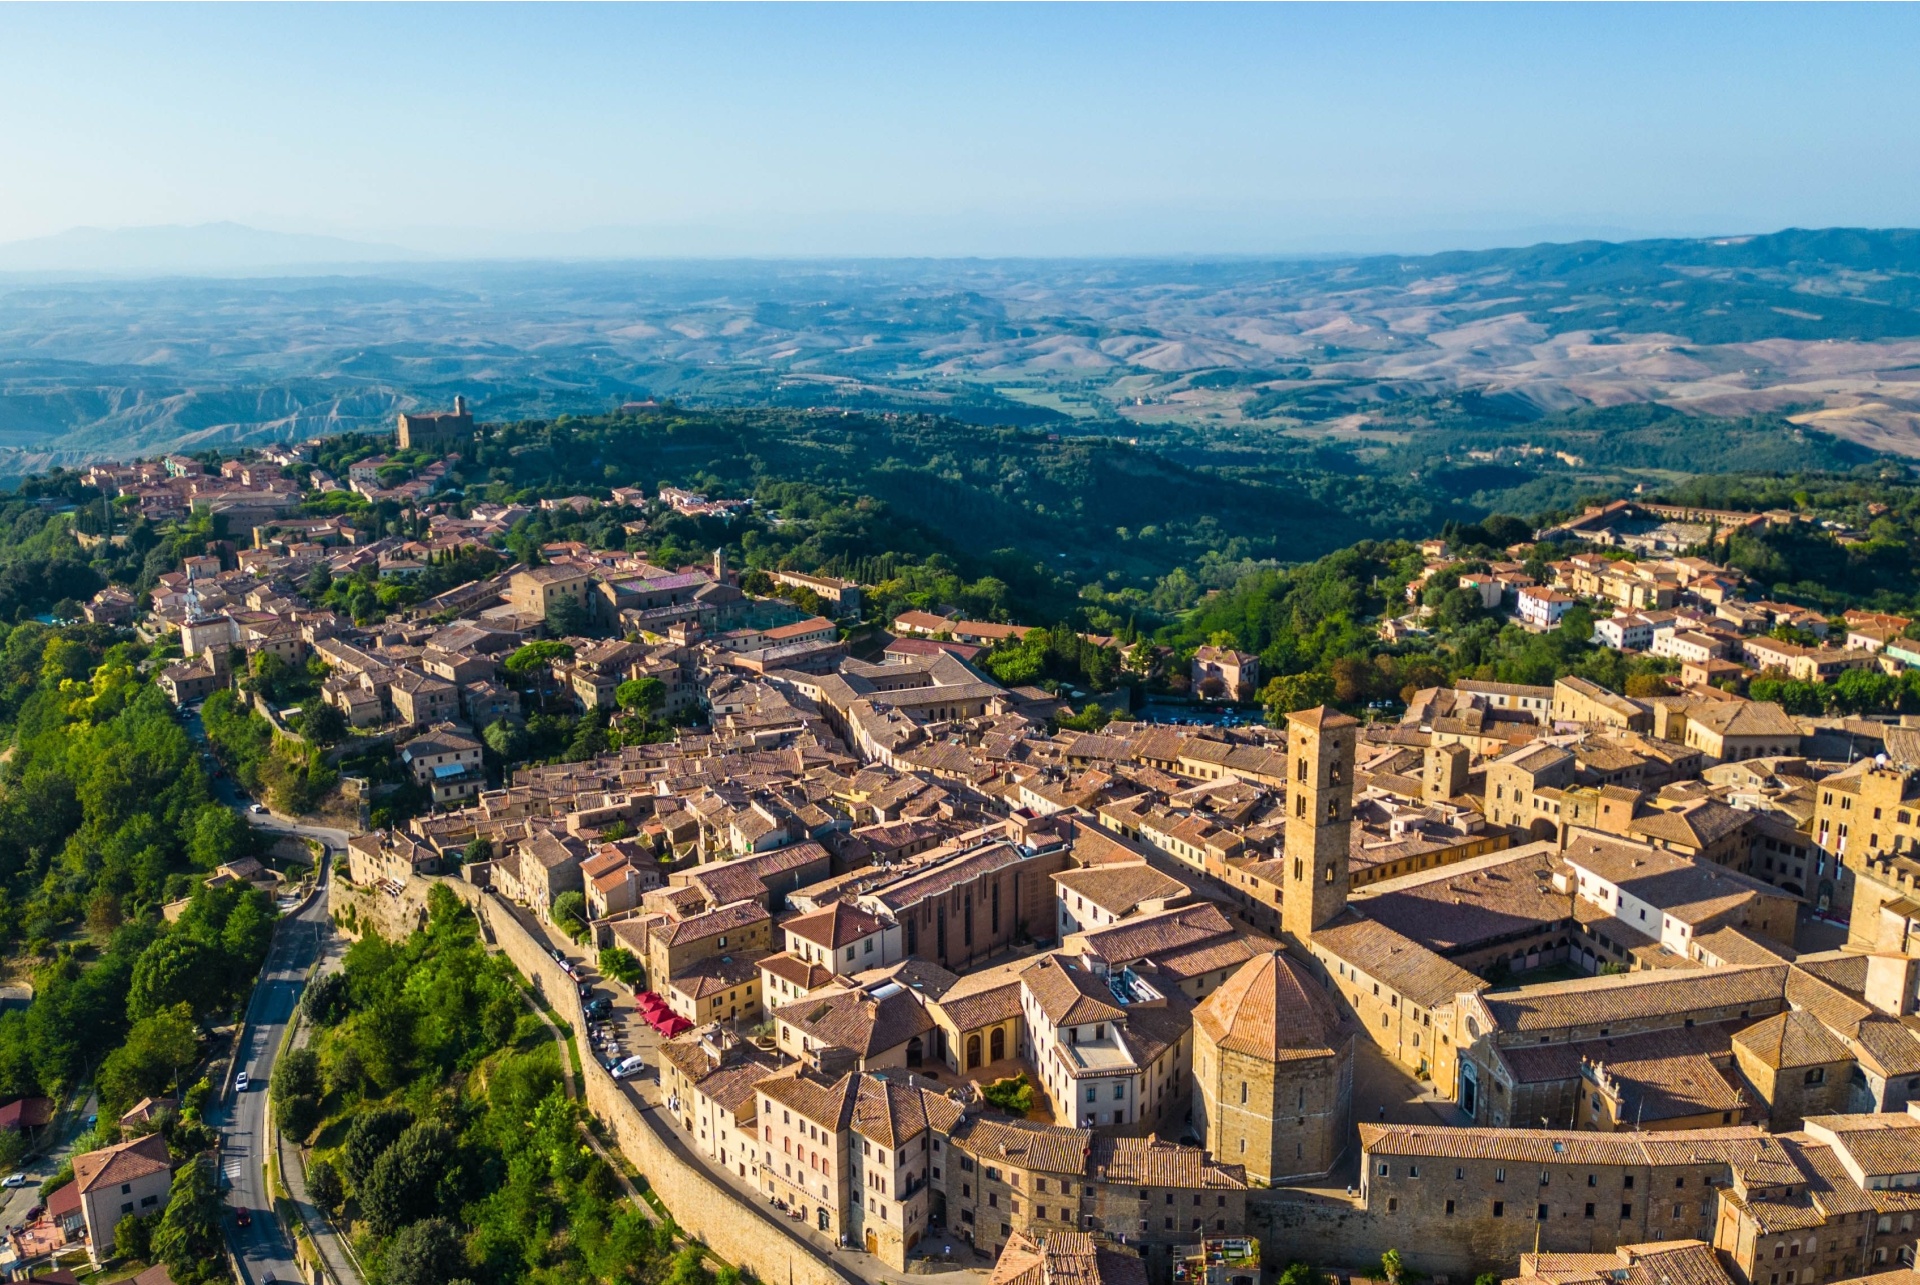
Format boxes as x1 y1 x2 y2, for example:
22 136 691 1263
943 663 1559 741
209 852 332 1285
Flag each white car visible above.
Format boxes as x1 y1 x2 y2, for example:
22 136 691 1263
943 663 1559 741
249 804 267 815
235 1071 251 1092
1 1173 24 1189
610 1055 644 1080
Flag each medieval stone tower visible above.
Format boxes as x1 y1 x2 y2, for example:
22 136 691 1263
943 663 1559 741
1282 705 1359 945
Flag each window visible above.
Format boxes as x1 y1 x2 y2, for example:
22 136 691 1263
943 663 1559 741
1585 1203 1596 1219
1444 1200 1455 1216
1622 1204 1633 1219
1493 1202 1504 1217
1495 1168 1506 1183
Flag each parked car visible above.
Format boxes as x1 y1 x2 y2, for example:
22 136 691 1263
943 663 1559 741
235 1071 251 1092
249 804 266 815
611 1055 644 1080
1 1174 24 1189
235 1207 252 1228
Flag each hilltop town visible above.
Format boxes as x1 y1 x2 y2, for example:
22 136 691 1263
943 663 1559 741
44 406 1920 1285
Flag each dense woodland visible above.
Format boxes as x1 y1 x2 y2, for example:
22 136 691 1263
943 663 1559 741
291 886 726 1285
11 407 1920 730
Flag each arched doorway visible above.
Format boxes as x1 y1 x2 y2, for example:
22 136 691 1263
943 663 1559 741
1528 817 1558 844
907 1037 924 1068
1459 1060 1479 1119
967 1034 982 1070
990 1027 1006 1063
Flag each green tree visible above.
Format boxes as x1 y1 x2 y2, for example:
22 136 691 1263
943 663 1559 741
615 677 665 715
1259 671 1337 722
551 891 590 943
341 1104 413 1187
482 720 528 762
271 1046 322 1101
542 591 590 636
153 1157 224 1284
502 641 573 677
598 947 642 987
301 972 349 1026
360 1120 457 1235
114 1210 155 1262
300 698 347 745
186 804 252 872
1381 1249 1406 1285
383 1217 466 1285
307 1157 344 1215
98 1003 199 1117
127 936 224 1025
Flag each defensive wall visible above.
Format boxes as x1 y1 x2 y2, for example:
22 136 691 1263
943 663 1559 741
339 869 863 1285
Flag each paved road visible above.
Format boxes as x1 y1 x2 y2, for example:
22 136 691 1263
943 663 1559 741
209 853 333 1285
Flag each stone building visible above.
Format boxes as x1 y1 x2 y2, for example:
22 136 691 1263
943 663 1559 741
1190 949 1354 1184
396 396 475 450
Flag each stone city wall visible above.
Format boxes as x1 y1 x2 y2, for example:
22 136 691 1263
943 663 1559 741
416 876 863 1285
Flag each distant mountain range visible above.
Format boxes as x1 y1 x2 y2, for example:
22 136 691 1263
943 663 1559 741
2 224 1920 478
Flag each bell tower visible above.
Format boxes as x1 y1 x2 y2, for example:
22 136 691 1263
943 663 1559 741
1282 705 1359 945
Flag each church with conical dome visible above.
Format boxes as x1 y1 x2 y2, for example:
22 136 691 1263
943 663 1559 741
1191 947 1355 1184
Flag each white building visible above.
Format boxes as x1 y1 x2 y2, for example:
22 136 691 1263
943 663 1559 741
1594 613 1655 651
1517 586 1577 629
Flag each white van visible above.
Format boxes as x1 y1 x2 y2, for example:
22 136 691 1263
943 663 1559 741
611 1055 645 1080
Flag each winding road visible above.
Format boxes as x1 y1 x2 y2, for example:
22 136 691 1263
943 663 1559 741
182 697 351 1285
209 850 332 1285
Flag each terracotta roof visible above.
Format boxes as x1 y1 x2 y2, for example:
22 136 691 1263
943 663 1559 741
650 899 770 948
1360 1121 1781 1166
784 902 888 951
990 1232 1049 1285
1484 965 1788 1036
759 1070 860 1130
934 976 1025 1032
1021 955 1124 1027
1312 913 1484 1010
1287 706 1357 731
1513 1241 1733 1285
1194 951 1347 1062
950 1115 1091 1175
73 1132 171 1194
1075 903 1236 967
852 1075 963 1148
1088 1136 1247 1189
1732 1010 1853 1070
760 952 838 992
776 987 934 1058
1804 1112 1920 1179
1051 863 1191 917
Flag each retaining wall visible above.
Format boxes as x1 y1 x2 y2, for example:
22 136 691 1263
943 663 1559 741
418 877 861 1285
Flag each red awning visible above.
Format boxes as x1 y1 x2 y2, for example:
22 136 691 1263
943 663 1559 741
659 1015 693 1037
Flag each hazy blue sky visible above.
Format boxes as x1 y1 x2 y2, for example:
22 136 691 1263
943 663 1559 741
4 3 1919 258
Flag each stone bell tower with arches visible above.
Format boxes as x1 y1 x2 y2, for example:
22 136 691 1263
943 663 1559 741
1281 705 1359 946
